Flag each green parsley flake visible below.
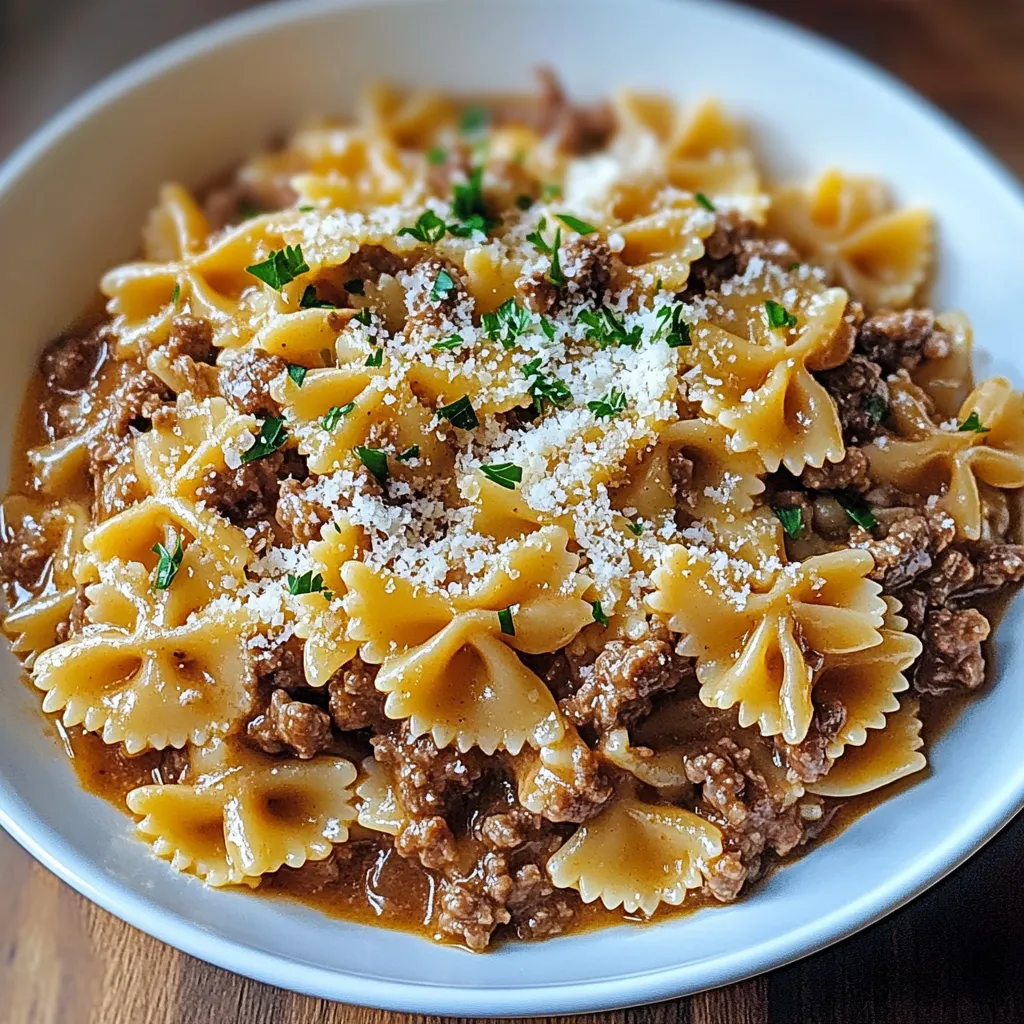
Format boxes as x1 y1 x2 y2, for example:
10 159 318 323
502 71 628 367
540 317 556 341
764 299 799 330
287 570 325 596
345 279 365 295
396 445 420 463
653 304 691 348
526 219 567 285
246 245 309 290
555 213 598 235
170 283 180 306
626 520 644 537
430 268 456 302
577 307 643 349
864 394 889 425
482 298 531 350
364 349 383 367
286 364 307 387
428 146 447 166
451 167 492 233
772 505 804 539
432 334 463 351
695 192 716 212
588 388 627 420
298 204 316 212
354 307 373 326
241 417 288 463
299 285 336 309
523 358 572 414
835 491 878 531
541 183 563 201
398 210 447 244
480 462 522 489
460 106 490 134
497 606 516 636
322 403 355 431
436 394 479 430
958 411 990 433
591 600 609 627
354 445 389 484
151 533 184 590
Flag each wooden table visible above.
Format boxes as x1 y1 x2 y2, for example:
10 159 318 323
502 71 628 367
2 1 1023 1021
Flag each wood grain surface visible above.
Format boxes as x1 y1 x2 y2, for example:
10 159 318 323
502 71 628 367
2 1 1024 1021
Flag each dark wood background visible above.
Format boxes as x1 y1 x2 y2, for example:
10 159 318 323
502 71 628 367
2 1 1023 1021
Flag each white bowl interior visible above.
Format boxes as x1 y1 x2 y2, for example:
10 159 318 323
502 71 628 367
1 0 1023 1015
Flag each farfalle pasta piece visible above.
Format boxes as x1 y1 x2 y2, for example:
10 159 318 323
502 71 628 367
614 418 764 521
343 526 592 754
807 699 926 798
686 285 849 473
649 533 886 744
865 376 1024 540
127 738 357 885
614 199 715 292
913 311 975 420
769 168 932 309
355 756 405 836
293 518 362 686
33 559 253 752
547 787 724 915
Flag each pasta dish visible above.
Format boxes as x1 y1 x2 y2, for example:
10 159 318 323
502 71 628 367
2 75 1021 950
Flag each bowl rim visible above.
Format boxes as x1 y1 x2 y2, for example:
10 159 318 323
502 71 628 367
2 0 1024 1015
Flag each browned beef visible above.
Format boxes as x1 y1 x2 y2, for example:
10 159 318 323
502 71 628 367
276 477 333 545
519 237 613 315
855 309 951 374
220 349 287 417
41 326 107 395
247 687 333 759
328 657 386 732
800 448 869 493
914 608 990 695
816 354 891 444
852 506 955 590
774 700 847 784
0 508 51 589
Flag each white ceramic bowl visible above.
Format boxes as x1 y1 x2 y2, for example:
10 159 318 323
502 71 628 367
2 0 1023 1015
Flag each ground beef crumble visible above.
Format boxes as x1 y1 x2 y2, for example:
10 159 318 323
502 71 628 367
247 687 333 759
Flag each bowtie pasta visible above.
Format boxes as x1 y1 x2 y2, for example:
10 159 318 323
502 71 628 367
2 73 1021 952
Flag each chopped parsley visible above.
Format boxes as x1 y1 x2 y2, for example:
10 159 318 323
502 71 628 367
626 519 644 537
864 394 889 425
591 600 609 627
170 283 180 306
497 605 516 636
523 358 572 414
481 462 522 489
322 403 354 431
588 388 627 420
772 505 804 539
427 145 447 165
482 298 531 349
764 299 799 330
526 217 556 252
958 411 990 433
286 364 307 387
237 202 263 221
344 279 364 295
653 303 691 348
515 194 534 211
555 213 598 235
398 210 447 244
430 268 456 302
460 106 490 134
695 192 716 212
540 317 556 341
298 204 316 212
354 307 373 326
541 182 563 201
396 445 420 463
246 245 309 290
241 417 287 463
577 307 643 349
354 445 389 484
436 394 479 430
364 349 383 367
526 220 566 286
451 166 493 235
835 491 878 531
151 533 184 591
287 570 326 596
299 285 336 309
432 334 463 351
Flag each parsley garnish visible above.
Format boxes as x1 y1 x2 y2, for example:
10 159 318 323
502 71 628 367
764 299 799 330
626 520 644 537
481 462 522 489
788 261 803 271
151 533 184 591
835 491 878 531
354 445 389 484
436 394 479 430
354 308 373 326
695 192 716 212
591 600 609 627
482 298 531 350
299 285 336 309
526 219 566 286
322 403 354 430
772 505 804 539
515 194 534 211
451 166 492 233
286 364 307 387
364 349 383 367
287 570 325 596
653 304 691 348
345 279 364 295
428 146 447 165
864 394 889 425
396 445 420 463
460 106 489 134
577 307 642 349
540 317 556 341
241 417 288 463
170 283 180 306
541 183 563 201
958 411 990 433
523 358 572 414
497 606 516 636
588 388 627 421
237 202 263 221
432 334 463 351
447 214 489 239
246 245 309 290
555 213 598 235
398 210 447 244
298 204 316 212
430 268 456 302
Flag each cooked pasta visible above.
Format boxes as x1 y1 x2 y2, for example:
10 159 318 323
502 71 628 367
2 74 1021 951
